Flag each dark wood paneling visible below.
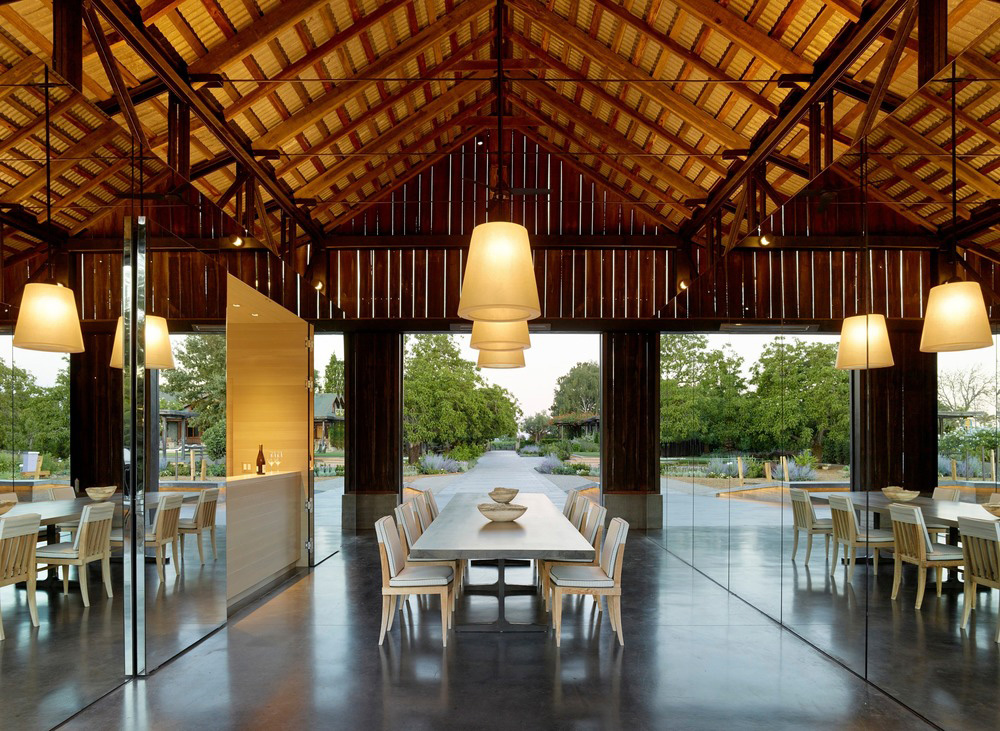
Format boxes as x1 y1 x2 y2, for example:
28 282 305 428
601 332 659 494
850 327 937 493
344 332 402 495
70 331 122 491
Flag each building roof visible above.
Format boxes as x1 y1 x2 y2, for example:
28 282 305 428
314 393 346 421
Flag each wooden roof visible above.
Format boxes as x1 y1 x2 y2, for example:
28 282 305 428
0 0 997 262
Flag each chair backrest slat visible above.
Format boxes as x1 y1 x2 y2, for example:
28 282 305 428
413 493 434 531
48 486 76 501
425 491 440 519
568 494 588 529
563 489 580 518
195 488 220 529
581 502 607 548
932 487 960 501
889 503 932 560
154 494 184 543
600 517 629 580
828 495 859 542
789 488 817 529
375 515 405 578
394 501 423 552
0 514 40 584
959 517 1000 587
78 502 115 558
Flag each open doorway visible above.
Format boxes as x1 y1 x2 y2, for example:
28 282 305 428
312 333 345 562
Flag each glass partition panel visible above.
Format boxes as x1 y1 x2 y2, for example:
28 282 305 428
661 332 694 564
313 332 345 561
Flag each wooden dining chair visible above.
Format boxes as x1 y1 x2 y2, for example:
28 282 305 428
958 516 1000 642
889 503 964 609
47 486 76 501
541 501 607 610
550 517 629 647
567 493 589 530
424 490 440 520
412 491 434 532
36 502 115 607
0 513 41 641
178 488 220 565
111 493 184 583
374 515 454 647
789 488 832 563
926 487 961 542
562 489 580 518
828 494 895 581
394 501 463 589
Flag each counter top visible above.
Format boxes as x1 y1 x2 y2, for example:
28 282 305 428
226 471 298 484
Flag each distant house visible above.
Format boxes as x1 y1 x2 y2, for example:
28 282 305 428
550 413 599 441
161 408 201 450
314 393 346 449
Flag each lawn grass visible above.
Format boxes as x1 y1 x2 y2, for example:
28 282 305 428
572 451 600 457
315 450 345 457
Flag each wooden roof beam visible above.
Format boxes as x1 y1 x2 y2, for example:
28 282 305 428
254 0 493 151
89 0 323 242
682 0 912 240
508 0 746 150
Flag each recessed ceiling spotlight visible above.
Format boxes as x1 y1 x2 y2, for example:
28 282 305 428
250 312 259 317
760 235 771 246
233 235 244 247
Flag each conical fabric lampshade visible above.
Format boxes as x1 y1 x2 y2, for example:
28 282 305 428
13 283 85 353
457 222 540 322
470 320 531 351
110 316 175 369
835 314 894 370
477 348 525 369
920 280 993 352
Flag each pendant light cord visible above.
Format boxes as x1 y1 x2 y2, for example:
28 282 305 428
494 0 505 220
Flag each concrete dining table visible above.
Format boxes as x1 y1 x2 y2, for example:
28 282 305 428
809 490 996 529
410 492 595 633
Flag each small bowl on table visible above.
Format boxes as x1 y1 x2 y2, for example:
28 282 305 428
478 502 527 522
488 487 519 504
882 487 919 502
981 504 1000 519
86 486 116 502
0 498 16 517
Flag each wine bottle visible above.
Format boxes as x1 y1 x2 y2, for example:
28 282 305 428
256 444 266 475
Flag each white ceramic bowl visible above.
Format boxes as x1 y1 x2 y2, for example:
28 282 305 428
478 502 527 522
86 486 116 502
882 487 919 502
488 487 519 504
0 498 15 516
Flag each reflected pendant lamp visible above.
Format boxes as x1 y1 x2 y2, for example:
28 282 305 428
110 315 176 370
13 283 85 353
470 320 531 351
457 222 540 322
835 314 894 370
920 280 993 352
477 348 525 369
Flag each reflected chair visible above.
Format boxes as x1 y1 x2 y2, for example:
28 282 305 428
412 491 434 532
958 516 1000 642
542 501 607 610
374 515 453 647
829 494 895 581
0 513 41 640
394 501 463 590
48 485 81 539
889 503 964 609
926 487 960 542
111 493 183 583
424 490 440 520
789 488 832 563
563 489 580 518
550 517 629 647
988 493 1000 506
36 502 115 607
178 487 220 565
567 493 589 530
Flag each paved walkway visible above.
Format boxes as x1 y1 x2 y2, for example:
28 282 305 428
433 450 570 510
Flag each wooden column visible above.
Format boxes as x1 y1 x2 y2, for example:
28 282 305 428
601 331 661 529
70 330 123 492
53 0 83 91
343 331 402 528
167 93 191 179
850 326 937 493
918 0 947 86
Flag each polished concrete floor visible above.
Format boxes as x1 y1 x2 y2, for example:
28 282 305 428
61 530 931 730
664 480 1000 730
2 498 227 730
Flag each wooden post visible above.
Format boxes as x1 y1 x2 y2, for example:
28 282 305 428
991 450 996 482
781 456 790 483
190 450 196 480
950 459 957 481
53 0 83 91
764 462 772 481
200 455 207 481
917 0 947 85
737 456 745 487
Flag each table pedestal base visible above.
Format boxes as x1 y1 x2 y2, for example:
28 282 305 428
456 558 548 634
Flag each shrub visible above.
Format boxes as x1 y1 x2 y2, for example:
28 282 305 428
541 440 572 461
793 451 819 470
535 455 564 474
742 457 764 479
518 444 541 456
785 460 816 481
420 453 461 474
491 438 517 450
201 420 227 461
207 462 227 477
706 457 739 478
448 443 483 464
954 456 983 479
570 439 599 453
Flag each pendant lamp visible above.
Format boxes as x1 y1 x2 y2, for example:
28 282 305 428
110 315 176 369
457 222 540 322
477 348 525 369
920 280 992 352
13 283 85 353
470 320 531 351
835 314 894 370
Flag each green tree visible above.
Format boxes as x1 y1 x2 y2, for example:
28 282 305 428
0 358 71 459
201 419 227 461
522 412 551 443
323 352 345 395
162 334 226 431
551 361 599 416
403 335 520 456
